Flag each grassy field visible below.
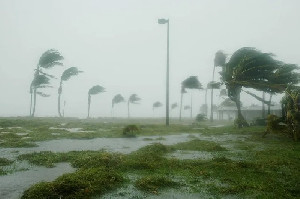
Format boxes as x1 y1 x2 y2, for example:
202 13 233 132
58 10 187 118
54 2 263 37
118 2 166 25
0 117 299 198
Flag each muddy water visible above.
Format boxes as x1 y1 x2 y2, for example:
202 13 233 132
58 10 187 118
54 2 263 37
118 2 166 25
0 163 75 199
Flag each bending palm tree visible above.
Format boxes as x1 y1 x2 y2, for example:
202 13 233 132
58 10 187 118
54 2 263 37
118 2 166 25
128 94 141 118
220 47 299 127
207 81 221 121
180 76 202 120
112 94 125 117
31 49 64 117
30 74 51 115
88 85 105 118
153 101 163 116
58 67 82 117
210 51 226 122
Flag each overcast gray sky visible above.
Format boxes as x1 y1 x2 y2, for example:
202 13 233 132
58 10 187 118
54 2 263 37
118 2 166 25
0 0 299 118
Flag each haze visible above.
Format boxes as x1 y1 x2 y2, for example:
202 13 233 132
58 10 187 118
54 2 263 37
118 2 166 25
0 0 299 118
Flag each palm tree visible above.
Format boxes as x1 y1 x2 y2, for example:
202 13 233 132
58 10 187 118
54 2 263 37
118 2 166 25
153 101 163 116
88 85 105 118
58 67 82 117
128 94 141 118
179 87 187 121
112 94 125 117
171 103 178 110
180 76 202 120
30 49 64 117
207 81 221 121
220 47 299 127
30 74 51 115
210 51 226 122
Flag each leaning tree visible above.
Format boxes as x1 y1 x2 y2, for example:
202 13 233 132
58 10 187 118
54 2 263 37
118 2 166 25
58 67 82 117
153 101 163 116
111 94 125 117
87 85 105 118
180 76 202 120
220 47 299 127
30 49 64 116
207 81 221 121
127 94 141 118
30 74 51 115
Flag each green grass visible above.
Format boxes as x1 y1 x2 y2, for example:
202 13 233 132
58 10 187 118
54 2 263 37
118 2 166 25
0 157 14 166
172 139 227 151
1 117 299 198
21 167 124 199
135 175 179 193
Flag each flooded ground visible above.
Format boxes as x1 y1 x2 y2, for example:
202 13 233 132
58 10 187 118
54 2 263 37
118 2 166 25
0 163 75 199
0 132 255 198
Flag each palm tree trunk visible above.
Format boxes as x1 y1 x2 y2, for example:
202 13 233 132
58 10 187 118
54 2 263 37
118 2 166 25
234 92 248 128
179 92 183 121
32 88 37 117
205 88 208 116
210 65 216 122
30 90 33 116
32 65 40 117
58 81 63 117
210 88 214 122
128 102 130 118
262 92 265 118
190 92 193 118
268 94 273 115
88 94 91 118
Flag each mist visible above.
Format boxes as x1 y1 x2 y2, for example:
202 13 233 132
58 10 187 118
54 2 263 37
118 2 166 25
0 0 299 118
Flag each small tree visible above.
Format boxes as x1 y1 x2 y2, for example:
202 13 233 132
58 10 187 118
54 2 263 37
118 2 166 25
128 94 141 118
58 67 82 117
88 85 105 118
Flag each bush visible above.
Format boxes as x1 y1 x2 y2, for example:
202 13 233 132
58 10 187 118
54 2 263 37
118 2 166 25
195 114 207 122
122 124 140 137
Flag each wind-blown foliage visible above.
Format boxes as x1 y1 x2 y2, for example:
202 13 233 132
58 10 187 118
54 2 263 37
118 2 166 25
112 94 125 108
30 49 64 117
38 49 64 69
220 47 300 127
153 101 163 110
58 67 82 117
111 94 125 117
88 85 105 118
180 76 202 120
171 103 178 110
128 94 141 118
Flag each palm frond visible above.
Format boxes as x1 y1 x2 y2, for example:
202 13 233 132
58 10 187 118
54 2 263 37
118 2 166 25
36 91 50 97
112 94 125 107
39 49 64 68
214 50 226 67
171 103 178 109
129 94 141 104
88 85 105 95
182 76 202 90
61 67 83 81
153 101 163 108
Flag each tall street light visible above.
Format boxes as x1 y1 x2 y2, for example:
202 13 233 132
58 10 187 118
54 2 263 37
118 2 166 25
158 18 170 126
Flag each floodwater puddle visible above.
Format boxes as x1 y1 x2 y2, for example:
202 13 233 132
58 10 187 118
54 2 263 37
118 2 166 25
0 163 75 199
49 127 94 133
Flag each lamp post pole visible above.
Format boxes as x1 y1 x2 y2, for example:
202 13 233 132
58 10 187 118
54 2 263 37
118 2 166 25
158 18 170 126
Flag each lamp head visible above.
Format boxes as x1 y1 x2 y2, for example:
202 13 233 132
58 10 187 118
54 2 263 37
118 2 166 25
158 18 168 24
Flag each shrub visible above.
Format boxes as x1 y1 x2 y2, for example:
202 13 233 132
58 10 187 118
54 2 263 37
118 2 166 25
195 114 207 122
122 124 140 137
